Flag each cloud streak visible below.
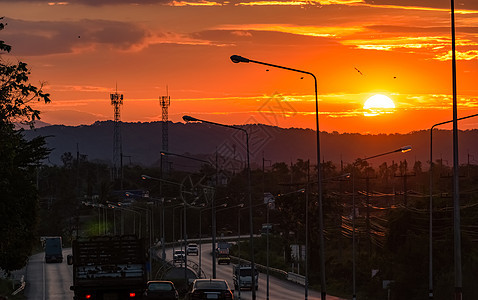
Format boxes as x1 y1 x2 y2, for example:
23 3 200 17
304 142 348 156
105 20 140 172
3 18 149 55
4 0 478 10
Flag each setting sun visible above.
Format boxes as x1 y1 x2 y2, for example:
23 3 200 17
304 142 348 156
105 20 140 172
363 94 396 117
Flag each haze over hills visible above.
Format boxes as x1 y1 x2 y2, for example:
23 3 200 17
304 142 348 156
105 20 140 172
23 121 478 169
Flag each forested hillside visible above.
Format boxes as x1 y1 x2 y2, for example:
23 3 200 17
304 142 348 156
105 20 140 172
24 121 478 168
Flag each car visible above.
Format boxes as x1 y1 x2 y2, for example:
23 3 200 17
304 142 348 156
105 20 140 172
186 279 234 300
173 250 185 263
144 281 179 300
187 243 199 255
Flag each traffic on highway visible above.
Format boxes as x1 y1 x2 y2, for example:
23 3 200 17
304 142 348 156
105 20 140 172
21 237 344 300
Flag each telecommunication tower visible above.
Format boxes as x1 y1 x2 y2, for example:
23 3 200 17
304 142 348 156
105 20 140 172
160 89 171 174
111 88 124 181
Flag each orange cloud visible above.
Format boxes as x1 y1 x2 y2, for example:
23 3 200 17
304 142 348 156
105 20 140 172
434 50 478 61
169 0 223 6
216 24 363 37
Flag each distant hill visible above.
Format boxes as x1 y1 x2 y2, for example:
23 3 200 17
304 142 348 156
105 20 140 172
23 121 478 168
14 120 51 130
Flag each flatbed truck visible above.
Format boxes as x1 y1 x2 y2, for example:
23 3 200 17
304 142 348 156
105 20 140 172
69 235 146 300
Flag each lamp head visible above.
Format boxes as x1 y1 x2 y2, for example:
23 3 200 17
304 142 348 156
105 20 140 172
183 115 199 122
400 145 412 153
230 55 250 63
141 174 151 180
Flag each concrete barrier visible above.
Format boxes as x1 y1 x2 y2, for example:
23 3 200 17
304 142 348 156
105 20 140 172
286 272 306 286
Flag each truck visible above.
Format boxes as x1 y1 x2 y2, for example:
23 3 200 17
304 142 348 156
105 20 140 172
216 248 230 265
232 264 258 291
68 235 147 300
44 236 63 263
215 241 230 255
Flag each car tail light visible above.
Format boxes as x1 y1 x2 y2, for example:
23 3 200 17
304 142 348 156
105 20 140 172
129 292 136 297
85 295 91 299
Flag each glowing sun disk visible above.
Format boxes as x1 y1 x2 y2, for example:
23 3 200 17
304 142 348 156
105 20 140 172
363 94 396 116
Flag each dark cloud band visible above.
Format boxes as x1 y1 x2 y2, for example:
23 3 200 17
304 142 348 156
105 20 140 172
2 18 149 56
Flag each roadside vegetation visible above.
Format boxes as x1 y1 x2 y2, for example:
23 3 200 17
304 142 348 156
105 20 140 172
0 18 50 274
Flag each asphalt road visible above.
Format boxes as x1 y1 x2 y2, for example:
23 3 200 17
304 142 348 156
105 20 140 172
24 249 74 300
22 244 345 300
164 243 346 300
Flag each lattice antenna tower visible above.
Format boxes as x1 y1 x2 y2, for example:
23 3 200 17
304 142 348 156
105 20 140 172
110 85 124 180
160 86 171 174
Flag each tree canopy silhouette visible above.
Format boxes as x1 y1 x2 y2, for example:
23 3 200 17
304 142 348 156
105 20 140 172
0 18 50 272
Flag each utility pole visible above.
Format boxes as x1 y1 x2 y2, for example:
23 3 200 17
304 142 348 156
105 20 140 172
394 172 416 207
359 170 376 258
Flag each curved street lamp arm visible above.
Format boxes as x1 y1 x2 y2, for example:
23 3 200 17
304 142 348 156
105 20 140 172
230 55 315 78
230 54 321 299
183 115 249 140
161 150 212 165
363 146 412 160
141 174 182 186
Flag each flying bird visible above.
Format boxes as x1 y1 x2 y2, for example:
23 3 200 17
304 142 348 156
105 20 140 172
354 67 363 76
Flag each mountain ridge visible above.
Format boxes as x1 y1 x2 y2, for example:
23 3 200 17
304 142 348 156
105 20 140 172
23 121 478 168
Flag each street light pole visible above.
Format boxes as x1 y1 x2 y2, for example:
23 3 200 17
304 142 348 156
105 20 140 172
160 150 217 278
279 173 350 300
237 208 242 300
160 152 166 260
184 201 188 283
107 203 141 236
143 167 204 263
183 115 255 296
130 204 152 280
142 174 179 260
229 55 325 299
428 113 478 299
305 160 310 300
172 204 184 253
450 2 462 299
262 154 272 300
351 145 412 300
198 203 230 276
234 203 260 300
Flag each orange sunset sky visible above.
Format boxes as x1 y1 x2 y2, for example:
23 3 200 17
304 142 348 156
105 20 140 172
3 0 478 134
